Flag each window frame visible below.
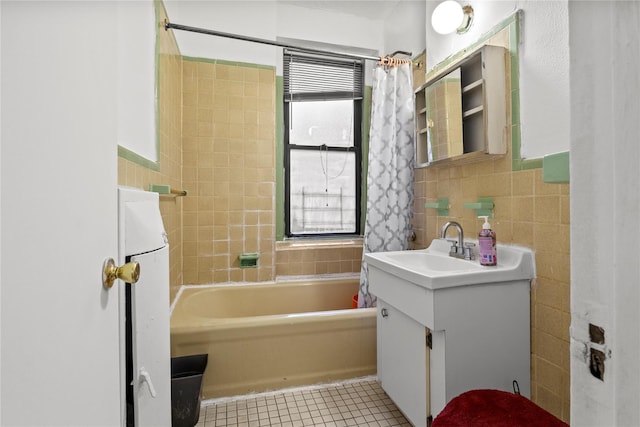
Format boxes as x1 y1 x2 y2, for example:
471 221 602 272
283 52 364 238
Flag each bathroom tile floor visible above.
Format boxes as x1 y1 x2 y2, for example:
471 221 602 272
196 377 411 427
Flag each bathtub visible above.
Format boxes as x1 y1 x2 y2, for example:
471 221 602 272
170 277 377 398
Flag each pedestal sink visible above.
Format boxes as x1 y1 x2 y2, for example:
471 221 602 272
364 238 535 427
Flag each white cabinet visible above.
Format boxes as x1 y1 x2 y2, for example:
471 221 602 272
415 45 508 166
367 243 532 425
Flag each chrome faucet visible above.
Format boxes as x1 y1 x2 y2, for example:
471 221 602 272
440 221 475 260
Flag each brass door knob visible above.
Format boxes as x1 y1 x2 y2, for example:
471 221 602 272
102 258 140 289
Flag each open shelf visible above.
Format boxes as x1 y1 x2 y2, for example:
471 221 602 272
462 105 484 118
462 79 483 93
414 45 508 167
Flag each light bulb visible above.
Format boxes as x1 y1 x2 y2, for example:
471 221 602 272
431 1 464 35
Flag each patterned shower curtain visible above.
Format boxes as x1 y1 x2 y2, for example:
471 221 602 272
358 63 415 308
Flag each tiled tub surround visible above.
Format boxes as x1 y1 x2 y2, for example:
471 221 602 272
181 58 277 285
275 240 364 277
121 46 366 295
171 277 377 399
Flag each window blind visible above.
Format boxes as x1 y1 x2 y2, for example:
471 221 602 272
283 50 364 101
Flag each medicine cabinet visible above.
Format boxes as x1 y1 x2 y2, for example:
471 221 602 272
415 45 508 166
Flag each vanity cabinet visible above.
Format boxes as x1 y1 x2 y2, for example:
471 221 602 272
366 242 532 427
415 45 508 166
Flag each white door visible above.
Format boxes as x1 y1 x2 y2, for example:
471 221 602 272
1 2 122 425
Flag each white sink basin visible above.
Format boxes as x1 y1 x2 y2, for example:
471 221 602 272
383 251 484 272
364 238 535 290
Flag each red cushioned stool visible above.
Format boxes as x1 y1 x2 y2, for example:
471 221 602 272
432 389 568 427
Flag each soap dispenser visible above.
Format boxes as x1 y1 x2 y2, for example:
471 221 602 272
478 216 497 266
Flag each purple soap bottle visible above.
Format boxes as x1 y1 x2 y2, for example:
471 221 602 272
478 216 497 266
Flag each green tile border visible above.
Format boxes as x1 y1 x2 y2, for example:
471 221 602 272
506 11 544 173
542 151 570 183
511 124 543 171
118 145 160 171
276 76 285 241
152 1 161 168
508 11 526 172
182 55 275 71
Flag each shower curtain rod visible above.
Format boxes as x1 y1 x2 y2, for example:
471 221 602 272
164 20 414 66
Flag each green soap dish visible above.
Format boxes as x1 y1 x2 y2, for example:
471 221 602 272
238 253 259 268
425 198 449 216
463 197 494 218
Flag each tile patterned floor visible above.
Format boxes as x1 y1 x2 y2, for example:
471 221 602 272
196 378 411 427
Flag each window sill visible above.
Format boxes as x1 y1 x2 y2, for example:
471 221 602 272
276 237 363 251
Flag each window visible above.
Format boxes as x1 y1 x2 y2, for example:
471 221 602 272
284 50 364 237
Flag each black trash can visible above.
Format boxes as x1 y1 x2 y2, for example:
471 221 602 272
171 354 208 427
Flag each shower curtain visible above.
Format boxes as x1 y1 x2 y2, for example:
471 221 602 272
358 63 415 308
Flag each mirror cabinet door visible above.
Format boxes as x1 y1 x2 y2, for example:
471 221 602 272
426 68 463 163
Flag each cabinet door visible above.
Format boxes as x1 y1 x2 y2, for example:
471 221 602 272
415 44 507 166
377 302 430 427
425 68 463 162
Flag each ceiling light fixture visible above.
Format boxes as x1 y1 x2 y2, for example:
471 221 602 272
431 1 474 35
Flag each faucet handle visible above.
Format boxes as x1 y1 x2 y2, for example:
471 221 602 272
463 243 476 261
447 239 459 256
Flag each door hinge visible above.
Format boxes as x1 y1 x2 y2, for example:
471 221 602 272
427 415 433 426
426 331 432 349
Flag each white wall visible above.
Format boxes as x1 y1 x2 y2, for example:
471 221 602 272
276 3 385 56
116 0 157 162
570 1 640 425
383 1 426 61
163 0 425 81
165 0 279 66
165 0 386 63
166 0 383 69
275 3 386 83
425 0 569 160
